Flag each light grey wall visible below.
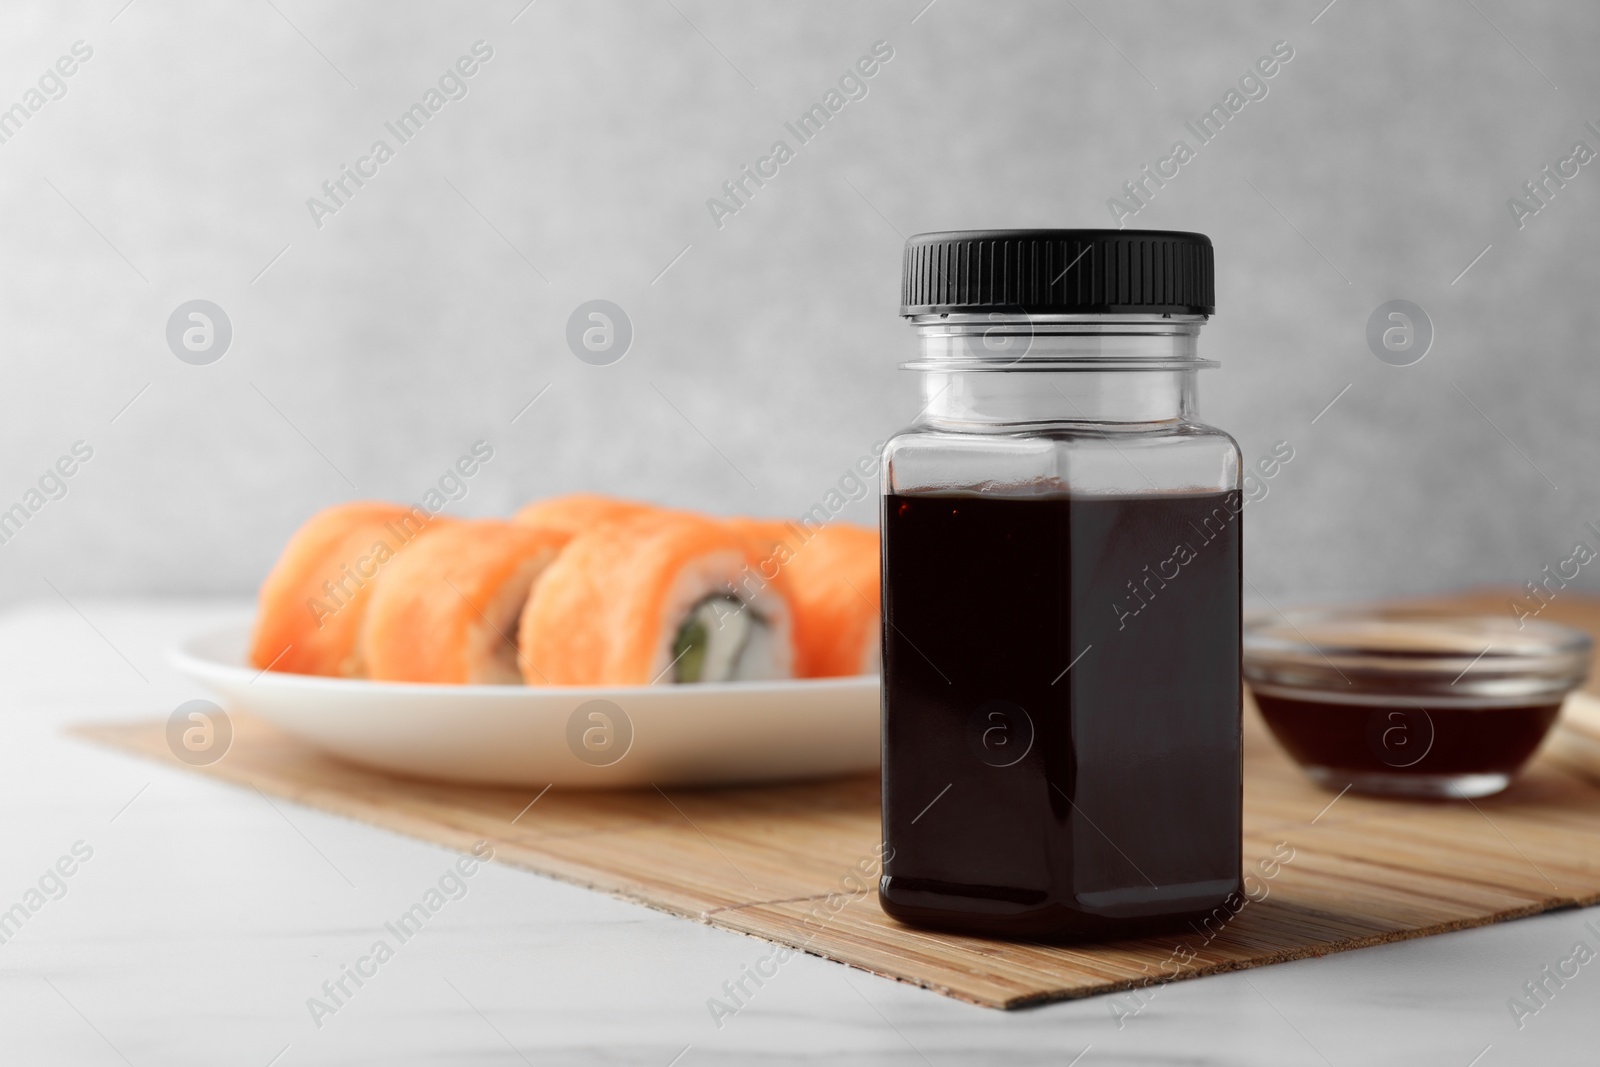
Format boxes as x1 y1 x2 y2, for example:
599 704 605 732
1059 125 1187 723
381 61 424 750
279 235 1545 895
1 0 1596 612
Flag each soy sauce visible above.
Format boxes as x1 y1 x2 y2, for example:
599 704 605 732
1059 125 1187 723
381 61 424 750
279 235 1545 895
880 490 1243 938
1255 695 1560 778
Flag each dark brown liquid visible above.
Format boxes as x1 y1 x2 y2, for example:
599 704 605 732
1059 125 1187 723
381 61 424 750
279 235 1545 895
881 491 1242 939
1255 695 1560 777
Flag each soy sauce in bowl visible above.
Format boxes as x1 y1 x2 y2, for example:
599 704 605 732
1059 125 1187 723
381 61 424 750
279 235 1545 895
1243 610 1591 798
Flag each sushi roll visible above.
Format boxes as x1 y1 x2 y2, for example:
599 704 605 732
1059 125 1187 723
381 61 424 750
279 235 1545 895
731 520 881 678
360 520 570 684
511 493 662 539
518 512 794 685
250 501 442 677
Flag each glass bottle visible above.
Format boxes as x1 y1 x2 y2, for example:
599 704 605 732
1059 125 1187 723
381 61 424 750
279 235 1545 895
879 229 1243 938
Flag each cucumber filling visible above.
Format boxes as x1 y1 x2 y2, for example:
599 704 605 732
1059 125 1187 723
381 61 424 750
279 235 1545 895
672 595 774 683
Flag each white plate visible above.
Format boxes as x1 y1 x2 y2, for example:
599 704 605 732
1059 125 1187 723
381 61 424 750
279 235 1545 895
170 625 881 788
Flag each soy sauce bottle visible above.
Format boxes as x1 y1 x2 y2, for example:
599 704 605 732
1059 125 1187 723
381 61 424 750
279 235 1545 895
879 230 1242 939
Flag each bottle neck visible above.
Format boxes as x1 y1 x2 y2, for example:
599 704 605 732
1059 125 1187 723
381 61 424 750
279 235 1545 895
918 367 1199 426
907 315 1210 427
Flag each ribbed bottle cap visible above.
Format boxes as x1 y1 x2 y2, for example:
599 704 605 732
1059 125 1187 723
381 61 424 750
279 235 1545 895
900 229 1214 317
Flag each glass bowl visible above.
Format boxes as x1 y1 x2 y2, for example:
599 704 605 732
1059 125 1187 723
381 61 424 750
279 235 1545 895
1242 608 1592 798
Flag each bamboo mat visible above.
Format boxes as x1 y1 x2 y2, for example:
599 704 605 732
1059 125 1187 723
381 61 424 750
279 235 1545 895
70 590 1600 1009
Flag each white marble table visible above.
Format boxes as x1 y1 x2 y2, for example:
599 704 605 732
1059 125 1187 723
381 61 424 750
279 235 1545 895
2 600 1593 1065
